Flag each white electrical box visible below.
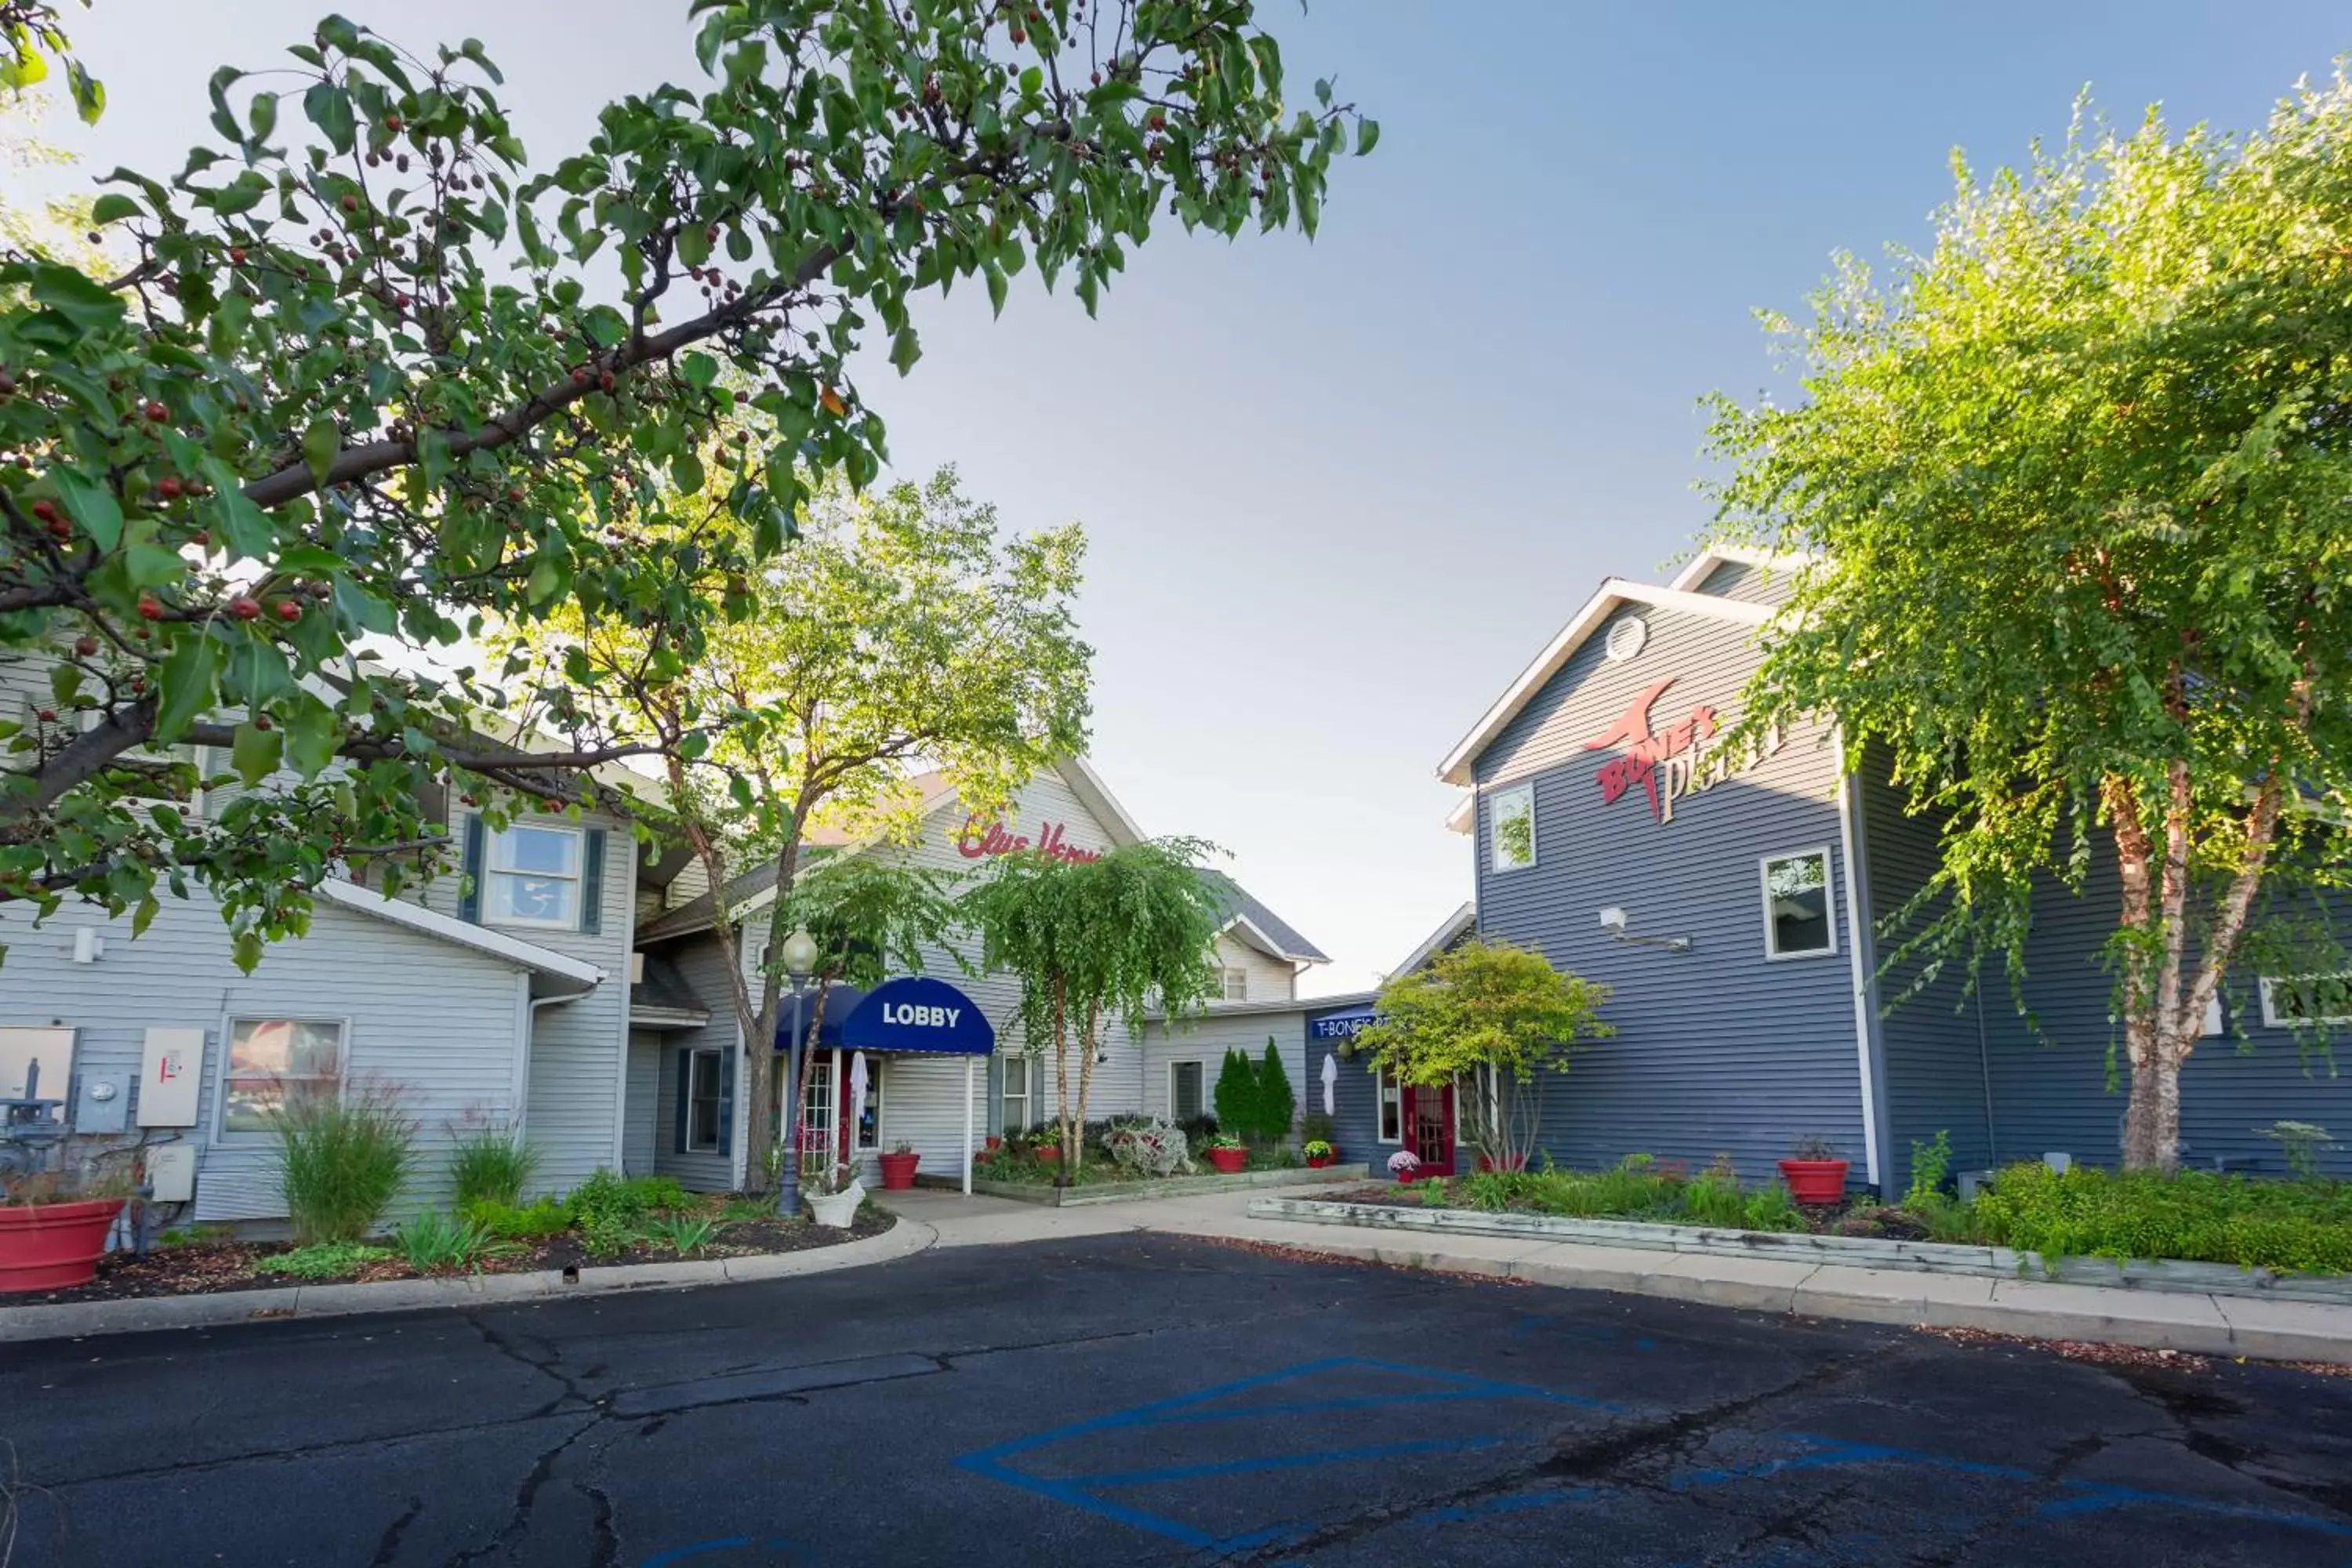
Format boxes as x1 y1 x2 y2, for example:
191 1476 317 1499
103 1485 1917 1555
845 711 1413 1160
136 1028 205 1127
146 1144 197 1203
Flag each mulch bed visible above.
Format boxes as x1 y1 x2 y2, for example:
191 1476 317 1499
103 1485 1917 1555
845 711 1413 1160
1318 1182 1923 1238
4 1201 894 1308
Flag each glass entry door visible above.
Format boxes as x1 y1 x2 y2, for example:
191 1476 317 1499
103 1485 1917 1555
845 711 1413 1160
1402 1083 1454 1175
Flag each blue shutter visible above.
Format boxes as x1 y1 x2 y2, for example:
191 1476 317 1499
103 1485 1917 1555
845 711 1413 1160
673 1048 691 1154
458 814 487 924
579 828 607 935
717 1048 736 1158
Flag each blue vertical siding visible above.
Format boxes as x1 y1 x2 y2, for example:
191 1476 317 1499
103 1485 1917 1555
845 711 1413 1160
1469 601 1872 1186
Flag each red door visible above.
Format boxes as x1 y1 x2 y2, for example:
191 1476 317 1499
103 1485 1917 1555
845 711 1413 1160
1402 1083 1454 1176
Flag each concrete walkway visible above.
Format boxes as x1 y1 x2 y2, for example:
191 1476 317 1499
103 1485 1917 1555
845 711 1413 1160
875 1187 2352 1365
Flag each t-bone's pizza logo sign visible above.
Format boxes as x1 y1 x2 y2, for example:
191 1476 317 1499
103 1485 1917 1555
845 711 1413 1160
1582 677 1782 825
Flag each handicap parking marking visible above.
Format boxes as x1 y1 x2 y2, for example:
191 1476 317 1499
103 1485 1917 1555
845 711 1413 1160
960 1361 2352 1559
954 1357 1617 1552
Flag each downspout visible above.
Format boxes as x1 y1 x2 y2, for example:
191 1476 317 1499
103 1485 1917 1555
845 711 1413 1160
519 992 575 1138
1974 986 1998 1167
1833 728 1886 1192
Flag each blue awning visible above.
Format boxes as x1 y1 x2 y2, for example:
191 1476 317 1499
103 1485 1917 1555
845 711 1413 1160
774 981 869 1051
1308 1006 1382 1041
836 976 996 1056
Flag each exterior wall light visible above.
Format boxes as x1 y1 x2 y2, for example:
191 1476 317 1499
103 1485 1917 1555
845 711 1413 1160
1599 906 1693 954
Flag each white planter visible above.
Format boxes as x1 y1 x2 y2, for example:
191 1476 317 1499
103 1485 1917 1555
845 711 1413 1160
806 1181 865 1229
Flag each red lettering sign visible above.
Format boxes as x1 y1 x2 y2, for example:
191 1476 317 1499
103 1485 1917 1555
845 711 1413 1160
1583 677 1720 824
955 816 1102 863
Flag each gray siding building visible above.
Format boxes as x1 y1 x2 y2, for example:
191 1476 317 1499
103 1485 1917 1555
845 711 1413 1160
1414 546 2352 1192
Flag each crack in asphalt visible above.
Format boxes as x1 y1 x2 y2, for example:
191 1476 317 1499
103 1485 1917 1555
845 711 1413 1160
365 1494 424 1568
445 1415 604 1568
1209 1350 1879 1563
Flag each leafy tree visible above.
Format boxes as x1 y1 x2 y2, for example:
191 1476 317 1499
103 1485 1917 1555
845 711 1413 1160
964 836 1223 1177
1704 78 2352 1172
501 464 1087 1187
1212 1045 1254 1140
773 852 964 1169
1355 937 1611 1171
0 2 1371 961
1 2 105 124
1255 1035 1294 1144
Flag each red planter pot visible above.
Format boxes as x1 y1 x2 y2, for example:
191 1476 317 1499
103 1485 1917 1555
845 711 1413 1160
1206 1146 1248 1174
985 1135 1003 1153
1033 1144 1060 1164
877 1151 920 1191
1305 1155 1335 1169
0 1198 128 1294
1777 1159 1850 1206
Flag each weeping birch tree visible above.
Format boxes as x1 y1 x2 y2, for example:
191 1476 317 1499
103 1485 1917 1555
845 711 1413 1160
963 836 1222 1178
1704 76 2352 1171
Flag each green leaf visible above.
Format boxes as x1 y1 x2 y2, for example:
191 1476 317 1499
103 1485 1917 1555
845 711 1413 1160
67 62 104 125
680 351 719 389
1356 118 1381 157
28 263 125 332
131 895 161 938
671 451 706 495
303 82 357 154
889 325 921 376
124 542 187 590
89 192 141 225
152 634 222 744
230 721 284 789
52 469 125 551
201 460 274 561
984 263 1008 318
248 90 278 143
283 698 339 778
302 419 341 488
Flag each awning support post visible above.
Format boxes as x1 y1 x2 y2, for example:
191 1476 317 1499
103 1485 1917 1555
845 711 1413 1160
962 1056 976 1196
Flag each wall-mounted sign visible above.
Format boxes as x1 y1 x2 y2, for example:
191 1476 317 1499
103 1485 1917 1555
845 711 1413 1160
1309 1009 1382 1040
955 816 1102 863
838 976 998 1055
1582 677 1783 825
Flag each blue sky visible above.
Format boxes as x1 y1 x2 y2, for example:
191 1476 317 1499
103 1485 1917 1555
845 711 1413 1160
22 2 2350 992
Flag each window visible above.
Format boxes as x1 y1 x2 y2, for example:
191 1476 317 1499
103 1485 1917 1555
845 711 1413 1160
486 822 583 927
1376 1065 1402 1145
1490 783 1535 872
219 1018 345 1138
1760 848 1836 960
1001 1056 1031 1134
1221 967 1249 1002
1170 1060 1205 1123
2260 975 2352 1029
798 1057 837 1153
851 1058 882 1152
686 1048 724 1152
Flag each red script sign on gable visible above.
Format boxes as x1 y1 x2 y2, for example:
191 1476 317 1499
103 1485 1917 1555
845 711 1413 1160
1582 677 1781 825
955 816 1102 863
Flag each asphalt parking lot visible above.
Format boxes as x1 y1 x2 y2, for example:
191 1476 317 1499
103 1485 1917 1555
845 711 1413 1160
4 1233 2350 1566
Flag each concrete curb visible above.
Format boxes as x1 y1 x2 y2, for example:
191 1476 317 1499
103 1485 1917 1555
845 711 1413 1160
949 1163 1371 1207
1215 1213 2352 1366
0 1217 936 1344
1249 1196 2352 1305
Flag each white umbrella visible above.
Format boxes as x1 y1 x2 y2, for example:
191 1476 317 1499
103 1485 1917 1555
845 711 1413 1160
1320 1052 1338 1116
848 1050 869 1145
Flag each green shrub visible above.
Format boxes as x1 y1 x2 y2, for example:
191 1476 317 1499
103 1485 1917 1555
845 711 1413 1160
643 1214 720 1257
255 1240 394 1279
1741 1183 1804 1232
394 1210 510 1273
562 1169 687 1229
273 1083 418 1244
1684 1161 1750 1229
448 1128 540 1208
1906 1130 1954 1207
1971 1162 2352 1273
1212 1048 1257 1142
460 1197 571 1240
1257 1039 1296 1143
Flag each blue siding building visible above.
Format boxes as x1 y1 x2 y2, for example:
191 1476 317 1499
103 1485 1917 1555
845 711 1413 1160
1406 546 2352 1192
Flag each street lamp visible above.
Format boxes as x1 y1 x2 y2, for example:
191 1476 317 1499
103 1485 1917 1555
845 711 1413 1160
775 928 821 1218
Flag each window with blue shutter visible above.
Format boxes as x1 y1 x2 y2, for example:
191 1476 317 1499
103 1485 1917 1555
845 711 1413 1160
579 828 606 935
458 814 487 924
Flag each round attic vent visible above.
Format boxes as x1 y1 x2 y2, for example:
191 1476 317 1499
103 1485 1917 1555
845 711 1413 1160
1604 615 1649 662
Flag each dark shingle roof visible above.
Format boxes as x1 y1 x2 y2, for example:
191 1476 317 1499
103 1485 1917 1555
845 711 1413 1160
632 949 709 1018
1200 869 1329 964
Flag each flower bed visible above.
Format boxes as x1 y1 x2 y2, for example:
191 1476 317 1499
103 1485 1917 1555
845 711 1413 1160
1338 1156 2352 1276
7 1185 891 1308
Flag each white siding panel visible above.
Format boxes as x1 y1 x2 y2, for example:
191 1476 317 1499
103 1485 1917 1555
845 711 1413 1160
622 1031 661 1174
0 895 526 1226
1140 1007 1312 1138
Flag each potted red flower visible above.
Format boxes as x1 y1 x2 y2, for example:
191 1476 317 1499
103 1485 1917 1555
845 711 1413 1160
1777 1135 1849 1207
1 1167 131 1294
1386 1149 1424 1185
877 1140 920 1191
1203 1134 1248 1174
1303 1139 1338 1169
1029 1127 1061 1164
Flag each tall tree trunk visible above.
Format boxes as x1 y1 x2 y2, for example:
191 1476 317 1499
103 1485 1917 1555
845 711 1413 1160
1051 976 1071 1182
741 811 811 1193
1072 1000 1100 1177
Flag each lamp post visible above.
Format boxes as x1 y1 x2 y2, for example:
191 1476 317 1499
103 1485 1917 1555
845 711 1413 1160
775 928 821 1218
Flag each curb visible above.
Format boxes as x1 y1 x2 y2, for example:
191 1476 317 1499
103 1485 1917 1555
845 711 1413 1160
949 1163 1372 1208
0 1217 936 1344
1204 1224 2352 1366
